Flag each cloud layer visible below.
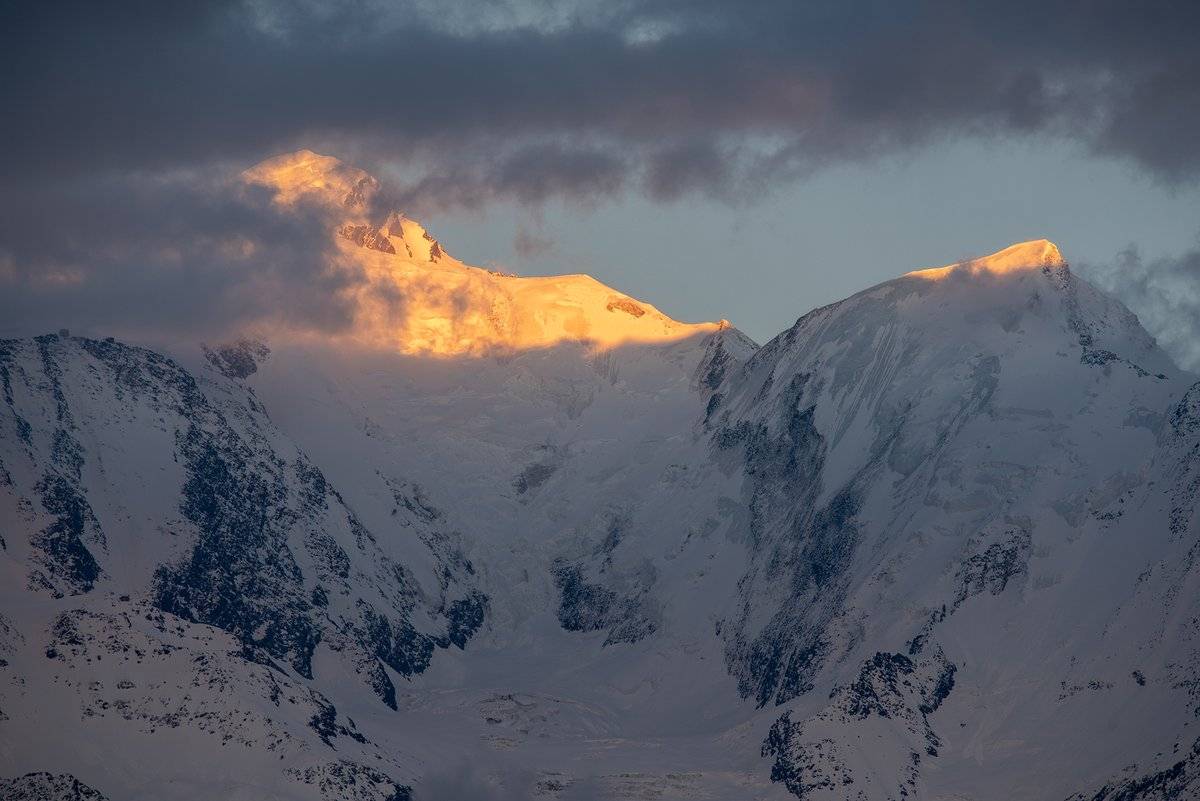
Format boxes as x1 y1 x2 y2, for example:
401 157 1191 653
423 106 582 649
6 0 1200 205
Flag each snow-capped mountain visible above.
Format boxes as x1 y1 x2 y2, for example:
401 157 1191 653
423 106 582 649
1 153 1198 801
708 240 1198 800
243 150 725 356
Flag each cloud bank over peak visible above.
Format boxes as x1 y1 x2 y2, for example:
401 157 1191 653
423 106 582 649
5 0 1200 209
0 151 722 354
0 158 368 343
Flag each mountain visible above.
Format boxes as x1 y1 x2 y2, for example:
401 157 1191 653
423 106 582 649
1 152 1199 801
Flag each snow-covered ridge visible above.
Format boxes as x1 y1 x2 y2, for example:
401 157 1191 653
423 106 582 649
243 150 724 356
906 238 1066 280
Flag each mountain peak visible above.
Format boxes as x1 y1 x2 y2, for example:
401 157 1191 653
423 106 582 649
907 238 1066 280
238 152 727 355
976 238 1065 270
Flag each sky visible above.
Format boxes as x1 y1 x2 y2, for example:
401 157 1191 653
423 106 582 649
3 0 1200 366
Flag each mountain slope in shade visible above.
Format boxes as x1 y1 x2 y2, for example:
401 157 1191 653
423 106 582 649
707 239 1198 799
2 154 1200 801
0 334 490 800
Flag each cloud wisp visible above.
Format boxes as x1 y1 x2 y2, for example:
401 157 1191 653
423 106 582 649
1082 243 1200 373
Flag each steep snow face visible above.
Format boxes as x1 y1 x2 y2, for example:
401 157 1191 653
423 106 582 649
706 242 1198 799
244 151 723 356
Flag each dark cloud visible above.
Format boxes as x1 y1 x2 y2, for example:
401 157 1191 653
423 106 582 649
513 223 556 260
4 0 1200 204
1082 243 1200 373
0 170 371 340
642 139 736 202
384 142 630 215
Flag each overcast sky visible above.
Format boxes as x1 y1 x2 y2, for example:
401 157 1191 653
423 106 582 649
3 1 1199 365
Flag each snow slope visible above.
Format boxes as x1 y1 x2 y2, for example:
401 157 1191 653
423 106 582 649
2 153 1199 801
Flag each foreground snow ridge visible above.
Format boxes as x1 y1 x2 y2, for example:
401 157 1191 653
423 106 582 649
2 153 1199 801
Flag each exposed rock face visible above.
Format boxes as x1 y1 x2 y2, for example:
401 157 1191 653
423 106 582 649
0 773 110 801
605 297 646 317
552 561 658 646
338 224 396 255
763 649 957 800
287 761 412 801
202 340 271 379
